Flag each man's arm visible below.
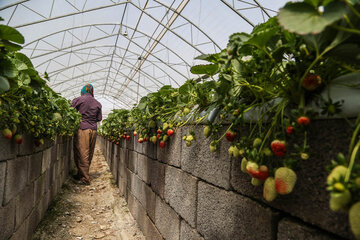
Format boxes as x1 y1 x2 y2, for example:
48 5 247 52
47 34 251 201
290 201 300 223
97 104 102 122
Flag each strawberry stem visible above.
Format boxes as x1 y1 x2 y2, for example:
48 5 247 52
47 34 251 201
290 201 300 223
348 121 360 158
345 139 360 183
218 122 234 142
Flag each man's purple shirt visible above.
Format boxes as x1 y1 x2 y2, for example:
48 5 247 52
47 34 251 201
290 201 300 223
72 93 102 130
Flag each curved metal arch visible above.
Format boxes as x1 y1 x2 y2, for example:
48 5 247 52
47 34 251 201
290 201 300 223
35 44 176 88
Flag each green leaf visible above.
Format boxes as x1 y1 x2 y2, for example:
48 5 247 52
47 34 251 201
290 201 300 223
19 72 31 85
327 43 360 64
1 59 18 78
15 52 34 68
12 59 28 71
0 75 10 93
190 64 219 76
277 2 347 35
194 53 220 63
0 40 22 51
244 27 278 49
0 25 24 44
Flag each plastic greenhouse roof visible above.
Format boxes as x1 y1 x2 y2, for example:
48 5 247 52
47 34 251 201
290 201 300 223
0 0 288 116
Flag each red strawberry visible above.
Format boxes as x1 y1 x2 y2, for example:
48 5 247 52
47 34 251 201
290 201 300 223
270 140 286 157
275 167 297 195
122 134 126 139
225 130 236 142
14 134 23 144
138 138 144 143
286 126 293 135
167 129 174 137
302 74 321 91
157 134 161 139
133 131 137 136
2 128 12 140
157 129 162 134
297 116 310 126
126 135 130 141
160 141 166 148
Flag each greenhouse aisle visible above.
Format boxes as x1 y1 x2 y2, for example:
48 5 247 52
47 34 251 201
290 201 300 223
32 143 145 240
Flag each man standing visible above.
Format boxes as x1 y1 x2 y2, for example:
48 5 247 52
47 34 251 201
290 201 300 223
72 84 102 185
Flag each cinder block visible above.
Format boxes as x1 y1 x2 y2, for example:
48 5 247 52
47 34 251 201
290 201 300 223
41 148 51 174
137 154 150 184
0 137 16 161
0 199 15 240
197 181 278 240
118 176 128 197
181 126 231 189
0 161 6 206
15 183 34 229
155 196 180 240
143 141 157 160
278 218 341 240
157 128 181 167
34 174 45 205
10 217 28 240
29 152 42 182
180 220 204 240
230 119 354 239
165 166 197 227
128 151 138 174
4 156 29 204
149 160 166 199
134 138 143 154
17 134 34 156
111 146 119 181
118 149 127 179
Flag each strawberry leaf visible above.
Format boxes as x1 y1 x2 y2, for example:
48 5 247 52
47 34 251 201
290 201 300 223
0 24 24 44
0 75 10 93
190 64 219 76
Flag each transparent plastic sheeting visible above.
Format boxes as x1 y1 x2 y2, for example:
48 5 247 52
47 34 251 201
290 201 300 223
0 0 288 116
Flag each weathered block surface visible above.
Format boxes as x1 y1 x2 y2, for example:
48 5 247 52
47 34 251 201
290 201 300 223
0 161 6 206
278 218 342 240
15 184 34 229
4 156 29 204
155 196 180 240
0 138 16 161
143 142 157 160
165 166 197 227
29 152 42 182
17 134 34 156
41 148 52 174
181 126 231 189
197 181 278 240
137 154 150 184
128 150 138 174
149 160 166 198
180 220 204 240
157 128 181 167
0 199 15 240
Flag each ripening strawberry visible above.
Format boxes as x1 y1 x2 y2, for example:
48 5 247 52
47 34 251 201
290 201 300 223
126 135 130 141
246 161 259 176
14 134 23 144
302 73 322 91
253 138 262 148
270 140 287 157
329 190 351 212
11 125 17 135
349 202 360 239
203 126 211 138
286 126 293 135
251 178 264 186
297 116 310 126
157 129 162 134
150 136 157 144
167 129 174 137
138 138 144 143
2 128 12 140
160 141 166 148
327 165 348 184
263 177 277 202
157 134 161 139
225 130 236 142
133 131 137 136
275 167 297 195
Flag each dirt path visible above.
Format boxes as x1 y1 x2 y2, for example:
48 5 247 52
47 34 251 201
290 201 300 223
32 143 145 240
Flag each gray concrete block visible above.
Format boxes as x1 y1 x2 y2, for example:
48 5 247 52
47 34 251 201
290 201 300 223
134 137 143 153
41 148 51 174
197 181 278 240
119 149 127 179
149 160 166 199
278 218 342 240
181 126 231 189
0 161 6 206
29 152 42 182
0 137 16 161
0 199 15 240
155 196 180 240
111 146 119 181
137 154 150 184
143 141 157 160
180 220 204 240
17 134 34 156
230 119 354 239
128 151 138 174
118 176 127 197
10 217 28 240
165 166 197 228
15 183 34 229
4 156 29 204
157 128 181 167
34 174 45 205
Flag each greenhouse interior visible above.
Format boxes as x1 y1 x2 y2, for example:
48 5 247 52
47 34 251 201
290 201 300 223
1 0 360 239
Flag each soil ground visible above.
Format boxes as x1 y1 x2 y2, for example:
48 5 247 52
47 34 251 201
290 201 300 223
32 143 145 240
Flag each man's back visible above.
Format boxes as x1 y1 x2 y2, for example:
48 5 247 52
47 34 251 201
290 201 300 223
72 93 102 130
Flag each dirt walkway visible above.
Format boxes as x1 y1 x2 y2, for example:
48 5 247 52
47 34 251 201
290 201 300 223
32 143 145 240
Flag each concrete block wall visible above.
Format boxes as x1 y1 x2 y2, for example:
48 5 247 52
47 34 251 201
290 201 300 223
0 135 73 240
99 118 355 240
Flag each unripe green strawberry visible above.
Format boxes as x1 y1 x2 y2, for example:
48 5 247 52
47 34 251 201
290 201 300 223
209 141 217 152
253 138 262 148
2 128 12 140
14 134 23 144
163 122 169 130
148 120 156 128
355 178 360 188
163 135 169 142
11 125 17 135
241 157 248 173
327 166 348 184
300 152 309 160
232 146 240 158
186 135 194 141
329 190 351 212
349 202 360 239
183 135 187 140
251 178 264 186
263 177 277 202
183 107 190 115
186 141 192 147
150 136 157 144
275 167 297 195
333 182 345 191
203 126 211 138
262 148 272 157
228 146 234 156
